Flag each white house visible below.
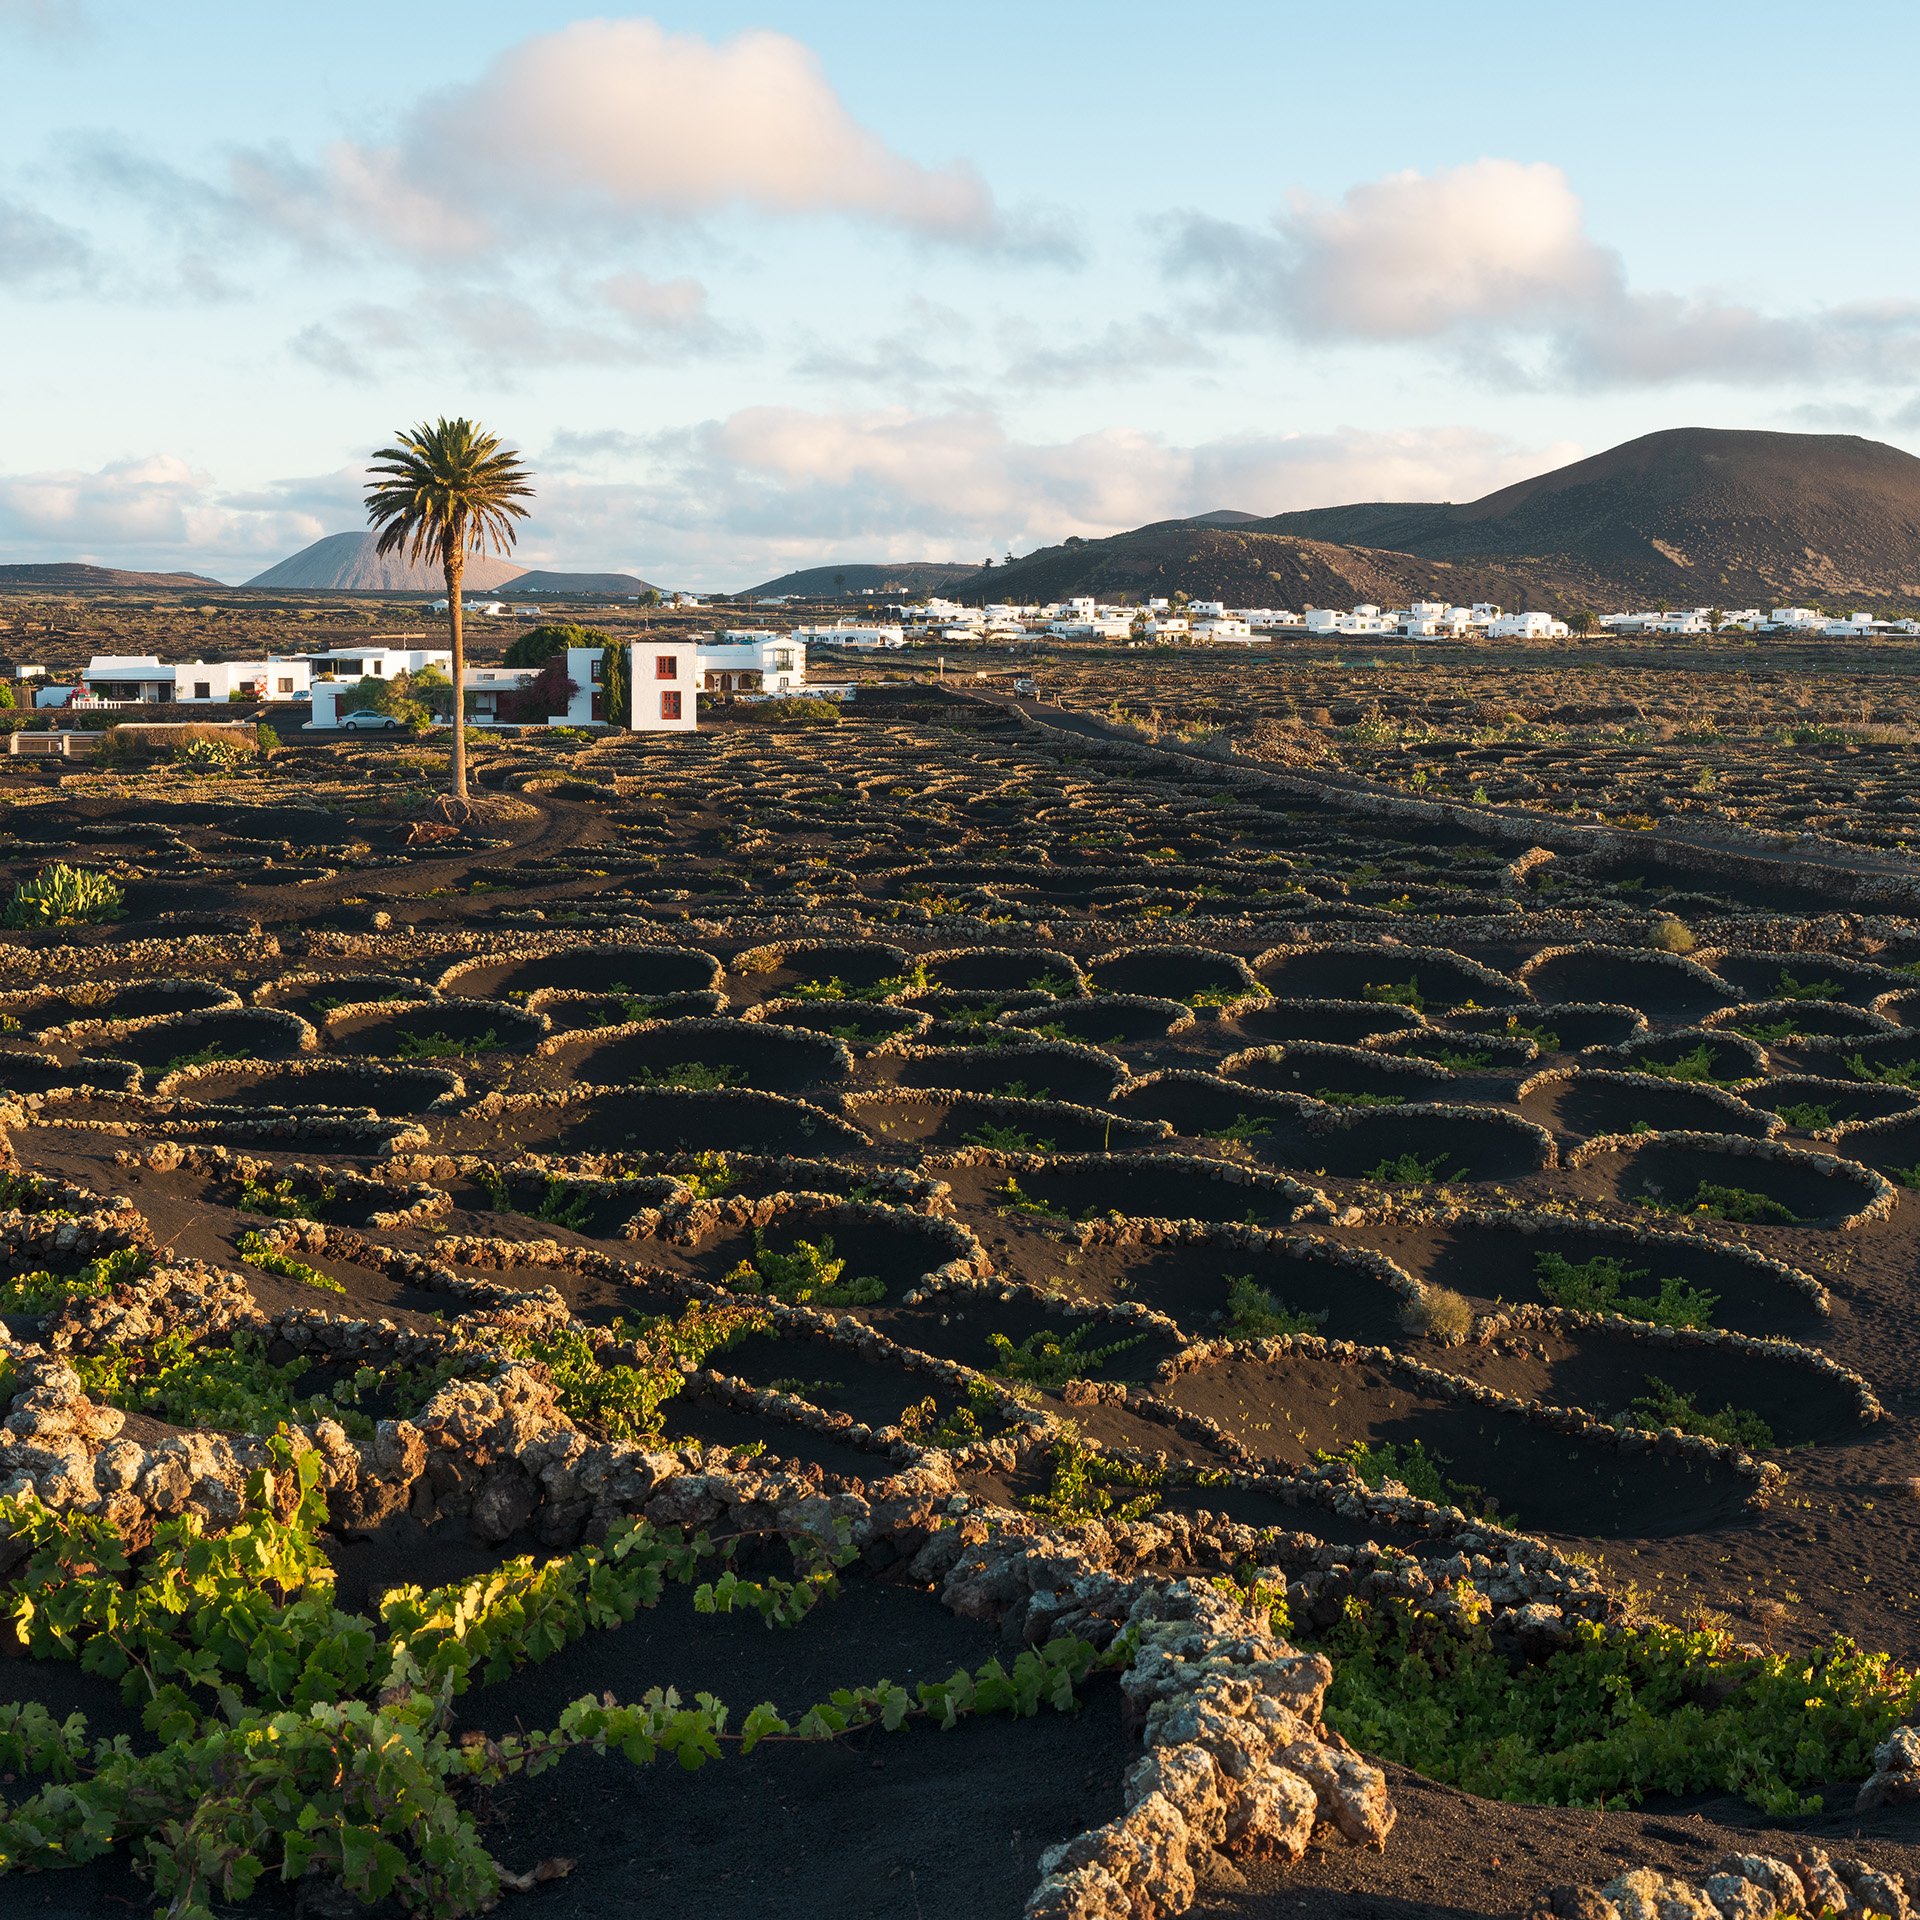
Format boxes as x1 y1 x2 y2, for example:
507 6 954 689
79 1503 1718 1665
427 598 509 616
1192 617 1254 643
78 655 177 703
308 647 601 728
1765 608 1823 632
798 623 905 649
1487 611 1571 640
629 641 698 732
306 645 451 680
1821 611 1879 637
697 634 806 696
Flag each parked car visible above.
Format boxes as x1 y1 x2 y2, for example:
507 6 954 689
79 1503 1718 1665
337 710 403 731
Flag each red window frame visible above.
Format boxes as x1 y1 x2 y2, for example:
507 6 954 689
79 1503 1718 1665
655 654 678 680
660 689 683 721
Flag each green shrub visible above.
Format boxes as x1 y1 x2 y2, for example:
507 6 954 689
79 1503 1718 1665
985 1319 1145 1387
2 864 124 928
720 1233 883 1307
1641 1181 1798 1224
1318 1439 1503 1520
1220 1274 1326 1339
1624 1375 1774 1448
1318 1594 1920 1816
758 696 842 727
1649 917 1696 954
1365 1150 1451 1186
1533 1251 1718 1328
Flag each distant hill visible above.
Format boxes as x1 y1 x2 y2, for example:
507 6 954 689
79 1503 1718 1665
500 569 658 598
1259 429 1920 603
949 522 1563 616
948 430 1920 612
245 533 527 594
0 562 225 591
1185 509 1262 527
742 561 977 599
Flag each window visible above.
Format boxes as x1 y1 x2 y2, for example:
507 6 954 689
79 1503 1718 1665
371 660 384 675
772 650 793 670
589 658 603 682
277 678 294 694
660 690 683 721
193 681 210 701
655 654 678 680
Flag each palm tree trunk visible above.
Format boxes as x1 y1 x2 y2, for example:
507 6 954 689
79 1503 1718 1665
443 537 468 802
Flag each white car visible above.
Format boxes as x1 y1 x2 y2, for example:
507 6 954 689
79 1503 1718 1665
337 710 403 731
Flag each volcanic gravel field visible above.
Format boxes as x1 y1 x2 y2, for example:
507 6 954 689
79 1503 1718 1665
5 695 1920 1919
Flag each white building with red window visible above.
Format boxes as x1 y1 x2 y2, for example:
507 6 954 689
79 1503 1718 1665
630 641 697 732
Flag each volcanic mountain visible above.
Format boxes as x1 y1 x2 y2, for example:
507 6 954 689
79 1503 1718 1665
955 430 1920 612
244 533 527 594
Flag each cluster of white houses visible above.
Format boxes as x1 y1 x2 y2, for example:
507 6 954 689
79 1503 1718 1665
37 634 818 733
888 596 1920 643
1599 607 1920 637
882 596 1566 642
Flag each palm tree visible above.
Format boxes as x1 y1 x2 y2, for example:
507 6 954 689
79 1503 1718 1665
364 419 533 803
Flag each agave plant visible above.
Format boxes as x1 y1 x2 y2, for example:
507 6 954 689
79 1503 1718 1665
1 863 126 928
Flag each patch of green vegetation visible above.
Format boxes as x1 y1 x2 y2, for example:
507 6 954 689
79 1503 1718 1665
1317 1594 1920 1817
1220 1274 1327 1339
1318 1439 1505 1522
505 1304 762 1440
990 1177 1063 1220
1 864 124 928
1773 1101 1835 1131
390 1028 501 1060
237 1175 333 1219
163 1043 252 1075
963 1121 1057 1153
1732 1018 1804 1045
1631 1043 1732 1084
1361 977 1424 1011
1640 1182 1799 1224
0 1245 150 1314
1205 1113 1274 1144
1774 971 1841 1002
1364 1151 1452 1185
1845 1052 1920 1089
721 1233 884 1307
674 1151 735 1202
637 1061 740 1091
1532 1251 1717 1328
1623 1375 1774 1449
235 1231 346 1295
985 1319 1145 1387
1023 1437 1160 1525
1188 983 1263 1009
1312 1088 1403 1108
899 1379 1005 1449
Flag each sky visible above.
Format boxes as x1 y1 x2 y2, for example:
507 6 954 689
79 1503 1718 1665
2 0 1918 588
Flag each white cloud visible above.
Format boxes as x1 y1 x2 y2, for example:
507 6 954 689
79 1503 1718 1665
0 455 350 577
289 272 740 380
0 195 94 290
533 407 1570 585
1167 158 1920 390
235 19 1012 257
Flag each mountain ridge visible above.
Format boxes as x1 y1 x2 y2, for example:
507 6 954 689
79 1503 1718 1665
953 429 1920 611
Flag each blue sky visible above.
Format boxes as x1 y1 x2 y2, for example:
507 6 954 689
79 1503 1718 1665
2 0 1916 586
